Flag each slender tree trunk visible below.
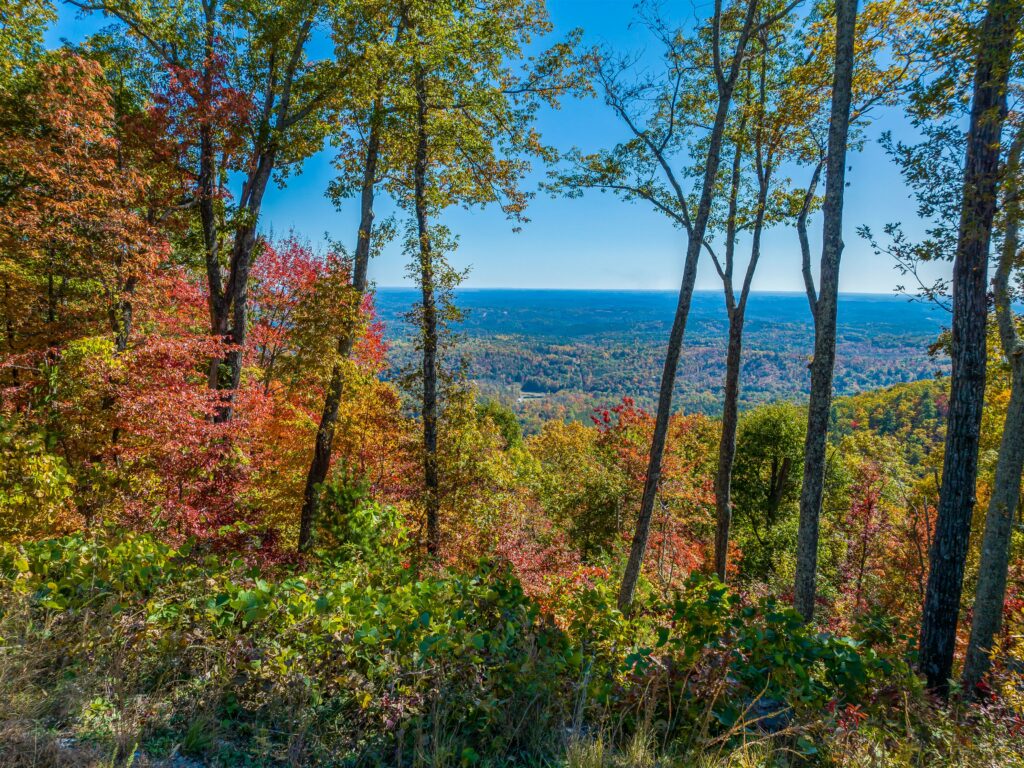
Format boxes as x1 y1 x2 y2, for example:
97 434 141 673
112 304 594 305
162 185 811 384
198 8 307 419
298 109 382 552
714 136 769 582
413 67 441 556
962 133 1024 694
715 312 745 579
617 0 762 613
197 25 227 392
217 151 276 420
618 256 700 609
214 8 313 415
963 365 1024 690
111 276 137 354
919 0 1019 696
792 0 858 623
714 140 743 581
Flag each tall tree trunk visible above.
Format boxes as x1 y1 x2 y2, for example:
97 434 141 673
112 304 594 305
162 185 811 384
919 0 1018 696
792 0 858 623
714 133 769 582
963 365 1024 690
198 20 227 393
111 276 137 354
414 66 441 556
199 8 311 421
617 0 762 613
216 150 276 421
617 251 701 610
298 108 382 552
962 133 1024 694
714 139 744 581
715 311 745 579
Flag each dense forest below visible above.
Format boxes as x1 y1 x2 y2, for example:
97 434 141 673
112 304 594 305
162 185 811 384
1 0 1023 766
377 290 950 427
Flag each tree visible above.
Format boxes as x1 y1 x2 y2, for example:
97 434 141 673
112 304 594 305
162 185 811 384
410 49 443 555
476 399 522 449
791 0 858 622
299 5 405 551
70 0 362 420
919 0 1021 695
387 0 575 556
0 52 164 405
246 233 402 544
0 414 76 541
711 0 920 582
706 16 811 580
549 0 795 611
963 128 1024 693
248 234 331 396
777 0 926 618
731 402 806 580
525 417 626 560
0 0 55 86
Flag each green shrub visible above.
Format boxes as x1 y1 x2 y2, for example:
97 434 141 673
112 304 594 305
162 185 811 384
0 530 577 764
0 532 1005 767
0 415 76 541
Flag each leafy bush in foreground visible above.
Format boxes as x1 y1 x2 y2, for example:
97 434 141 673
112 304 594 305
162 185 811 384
0 529 1020 767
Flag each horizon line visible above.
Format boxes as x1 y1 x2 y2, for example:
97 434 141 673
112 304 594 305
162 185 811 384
372 286 910 298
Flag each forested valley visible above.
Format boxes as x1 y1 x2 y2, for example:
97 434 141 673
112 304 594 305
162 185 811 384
375 289 950 428
0 0 1023 766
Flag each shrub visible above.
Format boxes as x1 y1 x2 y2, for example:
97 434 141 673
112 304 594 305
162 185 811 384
0 532 1011 767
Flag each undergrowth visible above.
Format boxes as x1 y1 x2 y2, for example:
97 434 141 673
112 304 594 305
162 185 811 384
0 523 1020 767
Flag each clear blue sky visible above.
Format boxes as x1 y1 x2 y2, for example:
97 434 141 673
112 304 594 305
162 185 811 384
48 0 950 293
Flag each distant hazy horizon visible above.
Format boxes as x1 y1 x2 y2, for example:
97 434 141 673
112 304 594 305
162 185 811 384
374 286 925 297
372 287 951 342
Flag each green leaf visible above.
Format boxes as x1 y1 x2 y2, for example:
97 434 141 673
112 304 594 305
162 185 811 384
796 736 818 755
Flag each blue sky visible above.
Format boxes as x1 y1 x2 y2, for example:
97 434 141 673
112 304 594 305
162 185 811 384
48 0 951 293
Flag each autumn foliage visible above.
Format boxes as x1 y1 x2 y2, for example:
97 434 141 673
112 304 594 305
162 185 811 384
1 5 1023 765
0 49 1017 665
